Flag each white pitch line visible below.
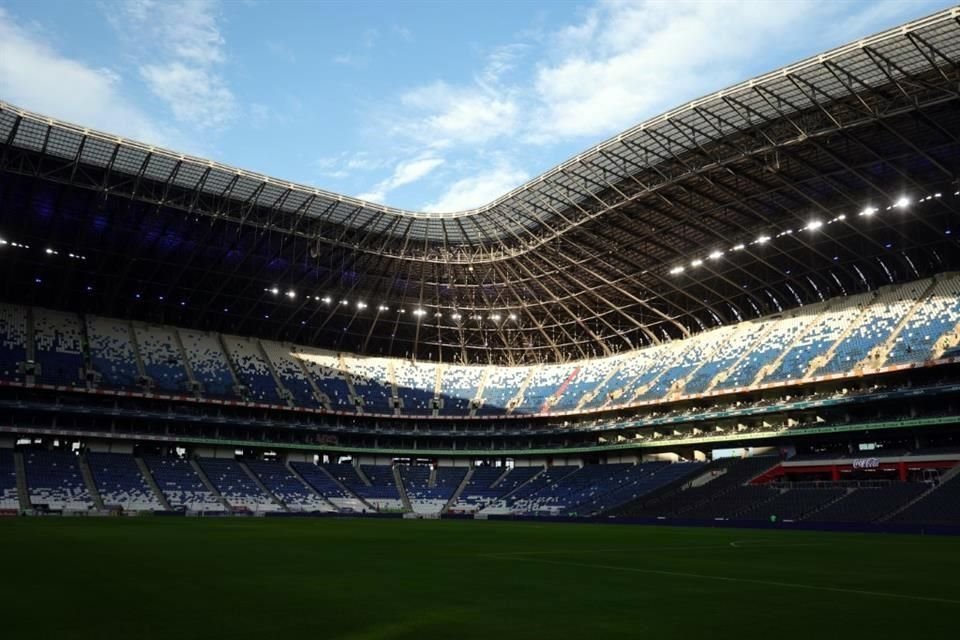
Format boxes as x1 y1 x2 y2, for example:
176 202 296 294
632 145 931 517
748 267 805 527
489 555 960 606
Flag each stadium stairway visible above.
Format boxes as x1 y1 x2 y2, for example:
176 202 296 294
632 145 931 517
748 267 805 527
495 466 546 502
878 463 960 522
705 320 780 392
215 334 246 399
320 465 376 511
805 296 877 377
353 464 373 486
285 461 339 511
441 467 474 514
127 320 149 388
469 368 490 417
392 465 413 512
239 461 287 511
255 340 293 408
189 459 231 510
136 457 172 510
78 454 105 510
505 368 538 414
865 281 938 369
798 488 854 521
752 305 831 385
171 329 201 397
14 450 29 511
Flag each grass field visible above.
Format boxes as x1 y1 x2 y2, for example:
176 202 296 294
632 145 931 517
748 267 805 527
1 517 958 638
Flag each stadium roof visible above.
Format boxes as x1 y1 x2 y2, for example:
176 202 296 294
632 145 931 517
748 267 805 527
1 8 960 364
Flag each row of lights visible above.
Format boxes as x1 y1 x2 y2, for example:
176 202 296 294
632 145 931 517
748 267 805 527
0 238 88 261
667 193 951 276
262 286 520 322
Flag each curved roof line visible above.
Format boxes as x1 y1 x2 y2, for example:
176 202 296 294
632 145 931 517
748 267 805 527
0 7 957 250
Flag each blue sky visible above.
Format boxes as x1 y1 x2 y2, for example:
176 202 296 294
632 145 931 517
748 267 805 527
0 0 951 211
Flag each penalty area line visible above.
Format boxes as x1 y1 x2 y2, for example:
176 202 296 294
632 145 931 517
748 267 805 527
487 555 960 606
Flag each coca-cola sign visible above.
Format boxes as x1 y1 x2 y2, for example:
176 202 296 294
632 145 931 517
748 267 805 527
851 457 881 469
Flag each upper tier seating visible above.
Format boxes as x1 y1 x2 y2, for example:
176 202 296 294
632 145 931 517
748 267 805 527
86 452 163 511
86 316 140 388
438 366 483 415
144 456 224 511
560 357 619 411
763 294 871 383
290 462 367 512
636 326 738 401
683 321 766 394
348 358 394 413
221 336 283 404
23 450 92 511
394 361 437 413
132 324 191 393
0 303 27 382
245 460 333 512
514 365 577 414
33 308 84 386
816 282 929 375
178 329 237 398
294 349 353 409
0 448 21 510
886 276 960 365
477 368 528 414
260 341 320 408
715 308 819 390
197 457 279 512
5 275 960 415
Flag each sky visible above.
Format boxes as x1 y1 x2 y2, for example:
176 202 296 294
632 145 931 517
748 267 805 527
0 0 951 212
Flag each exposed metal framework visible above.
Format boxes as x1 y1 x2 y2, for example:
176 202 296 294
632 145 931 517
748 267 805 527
1 8 960 363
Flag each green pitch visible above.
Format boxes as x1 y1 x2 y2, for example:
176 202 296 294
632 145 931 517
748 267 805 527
1 517 957 638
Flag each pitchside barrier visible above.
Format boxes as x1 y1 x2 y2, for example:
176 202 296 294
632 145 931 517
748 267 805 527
472 513 960 536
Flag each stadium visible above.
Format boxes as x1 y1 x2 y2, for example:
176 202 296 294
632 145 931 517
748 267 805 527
2 6 960 638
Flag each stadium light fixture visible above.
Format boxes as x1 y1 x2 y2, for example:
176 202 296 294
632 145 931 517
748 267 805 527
413 309 426 317
340 300 348 305
669 266 684 275
732 244 745 251
708 250 723 260
894 196 911 209
322 296 332 304
357 301 367 309
0 238 6 245
451 313 462 320
690 259 703 267
377 304 389 312
756 235 770 244
509 313 517 320
806 220 823 231
860 206 878 217
490 314 502 321
286 290 296 299
270 287 279 295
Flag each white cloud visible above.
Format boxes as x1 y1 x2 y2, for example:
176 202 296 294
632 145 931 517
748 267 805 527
395 82 520 147
424 161 528 212
0 8 171 145
529 0 817 141
357 155 445 204
109 0 237 130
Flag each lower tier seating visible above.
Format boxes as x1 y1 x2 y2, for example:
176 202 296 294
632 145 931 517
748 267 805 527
144 456 225 512
23 449 93 511
86 452 163 511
